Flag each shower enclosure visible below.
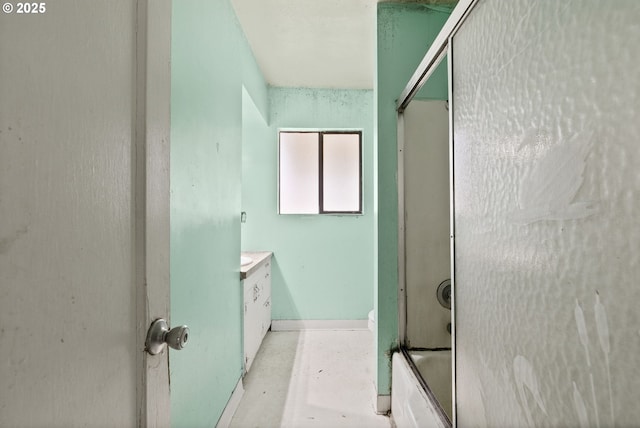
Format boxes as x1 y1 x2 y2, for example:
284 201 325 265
396 96 452 425
393 0 640 426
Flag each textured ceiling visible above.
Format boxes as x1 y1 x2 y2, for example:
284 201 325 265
232 0 458 89
231 0 377 89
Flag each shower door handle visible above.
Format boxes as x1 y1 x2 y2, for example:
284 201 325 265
145 318 190 355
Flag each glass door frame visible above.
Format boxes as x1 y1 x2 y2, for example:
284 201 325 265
396 1 479 426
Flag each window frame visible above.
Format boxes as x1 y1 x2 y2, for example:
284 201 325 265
278 130 363 215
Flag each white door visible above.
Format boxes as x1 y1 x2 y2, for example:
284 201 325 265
0 1 172 426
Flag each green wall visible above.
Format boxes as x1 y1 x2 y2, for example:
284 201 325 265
169 0 450 420
241 87 375 321
170 0 268 426
375 2 451 396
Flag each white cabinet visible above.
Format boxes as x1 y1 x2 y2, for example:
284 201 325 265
242 254 271 374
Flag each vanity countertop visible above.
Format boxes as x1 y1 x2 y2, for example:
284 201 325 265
240 251 272 280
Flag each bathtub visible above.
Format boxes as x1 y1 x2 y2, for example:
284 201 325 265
391 350 452 428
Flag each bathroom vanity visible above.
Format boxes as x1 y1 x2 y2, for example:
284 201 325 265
240 251 272 374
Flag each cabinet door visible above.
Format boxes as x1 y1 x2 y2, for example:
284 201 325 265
242 258 272 373
261 259 271 299
243 280 260 373
259 260 272 338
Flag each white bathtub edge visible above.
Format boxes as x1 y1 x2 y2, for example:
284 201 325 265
391 353 448 428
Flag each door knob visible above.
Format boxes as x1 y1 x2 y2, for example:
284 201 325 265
145 318 190 355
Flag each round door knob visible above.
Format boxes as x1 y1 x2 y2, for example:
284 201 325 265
145 319 190 355
166 325 189 350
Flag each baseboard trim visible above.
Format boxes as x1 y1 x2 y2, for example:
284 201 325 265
376 394 391 415
271 319 368 331
215 377 244 428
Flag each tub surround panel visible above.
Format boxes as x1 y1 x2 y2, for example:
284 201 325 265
403 100 451 350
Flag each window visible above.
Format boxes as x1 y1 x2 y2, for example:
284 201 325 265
279 131 362 214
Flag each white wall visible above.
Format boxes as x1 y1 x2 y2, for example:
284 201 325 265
403 100 451 349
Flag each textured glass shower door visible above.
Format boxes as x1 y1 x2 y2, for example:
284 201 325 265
451 0 640 426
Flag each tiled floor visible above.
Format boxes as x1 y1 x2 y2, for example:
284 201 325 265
229 330 390 428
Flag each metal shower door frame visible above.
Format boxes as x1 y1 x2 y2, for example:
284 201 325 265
396 1 480 426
